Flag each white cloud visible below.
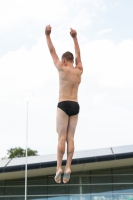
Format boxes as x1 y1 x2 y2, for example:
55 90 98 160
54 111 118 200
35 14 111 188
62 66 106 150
82 39 133 88
90 93 106 107
97 28 112 35
89 0 106 10
0 0 66 32
0 0 107 36
0 37 52 92
114 1 120 8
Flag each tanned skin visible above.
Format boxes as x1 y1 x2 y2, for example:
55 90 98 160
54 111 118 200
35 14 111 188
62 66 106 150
45 25 83 183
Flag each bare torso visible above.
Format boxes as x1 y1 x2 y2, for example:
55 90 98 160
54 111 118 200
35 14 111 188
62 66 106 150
58 65 82 102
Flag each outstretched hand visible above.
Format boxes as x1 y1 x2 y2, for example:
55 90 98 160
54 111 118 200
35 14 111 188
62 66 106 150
70 28 77 38
45 25 52 35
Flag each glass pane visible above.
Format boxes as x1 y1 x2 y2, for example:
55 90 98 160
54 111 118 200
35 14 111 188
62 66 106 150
113 175 133 183
0 181 5 196
48 196 70 200
91 175 112 184
81 176 90 184
69 185 80 194
0 188 4 195
6 179 25 186
113 194 133 200
91 185 112 194
91 175 112 194
91 193 113 200
27 177 47 185
0 197 24 200
91 169 112 176
113 183 133 194
81 176 91 194
69 176 79 184
81 194 91 200
28 196 47 200
48 185 68 195
6 186 24 195
27 185 47 195
113 166 133 174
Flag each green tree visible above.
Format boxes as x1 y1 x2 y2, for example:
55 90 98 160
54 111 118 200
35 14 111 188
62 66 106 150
7 147 38 159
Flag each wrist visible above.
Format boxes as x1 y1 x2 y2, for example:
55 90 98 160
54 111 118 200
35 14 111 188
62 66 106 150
46 34 50 38
73 36 77 40
73 37 78 42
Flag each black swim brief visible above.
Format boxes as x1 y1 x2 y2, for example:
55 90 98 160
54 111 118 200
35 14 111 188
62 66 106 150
57 101 80 116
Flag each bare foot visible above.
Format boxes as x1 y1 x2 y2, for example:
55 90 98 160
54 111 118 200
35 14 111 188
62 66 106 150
54 169 63 183
63 168 71 184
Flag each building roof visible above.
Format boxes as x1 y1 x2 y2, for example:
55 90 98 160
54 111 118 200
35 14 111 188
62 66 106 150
0 144 133 180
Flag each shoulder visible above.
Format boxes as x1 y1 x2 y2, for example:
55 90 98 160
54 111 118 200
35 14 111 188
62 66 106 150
54 60 63 71
75 62 83 74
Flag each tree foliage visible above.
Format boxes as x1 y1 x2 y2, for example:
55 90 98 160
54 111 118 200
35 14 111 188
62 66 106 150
7 147 38 159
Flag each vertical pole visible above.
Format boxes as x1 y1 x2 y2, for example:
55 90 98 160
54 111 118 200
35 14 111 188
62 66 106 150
79 176 82 200
25 102 28 200
21 90 33 200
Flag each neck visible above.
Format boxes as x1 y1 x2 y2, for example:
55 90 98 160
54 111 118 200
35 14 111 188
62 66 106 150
65 61 73 67
68 63 73 67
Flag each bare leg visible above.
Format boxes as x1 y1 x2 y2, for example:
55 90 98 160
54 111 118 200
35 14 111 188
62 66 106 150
55 108 69 183
63 114 78 183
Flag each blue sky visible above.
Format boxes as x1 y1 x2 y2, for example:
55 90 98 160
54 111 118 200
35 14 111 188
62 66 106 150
0 0 133 159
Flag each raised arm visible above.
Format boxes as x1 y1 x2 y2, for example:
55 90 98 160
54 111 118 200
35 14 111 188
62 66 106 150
45 25 62 69
70 28 83 72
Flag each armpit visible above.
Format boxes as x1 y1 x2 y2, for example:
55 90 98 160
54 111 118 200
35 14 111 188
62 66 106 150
76 63 83 72
55 60 63 70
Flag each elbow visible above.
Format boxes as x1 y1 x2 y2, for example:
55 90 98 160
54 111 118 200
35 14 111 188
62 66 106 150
77 50 80 54
50 48 55 54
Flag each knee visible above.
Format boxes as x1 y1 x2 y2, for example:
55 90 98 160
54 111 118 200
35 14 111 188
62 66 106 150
58 138 66 154
66 137 74 144
58 137 66 144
